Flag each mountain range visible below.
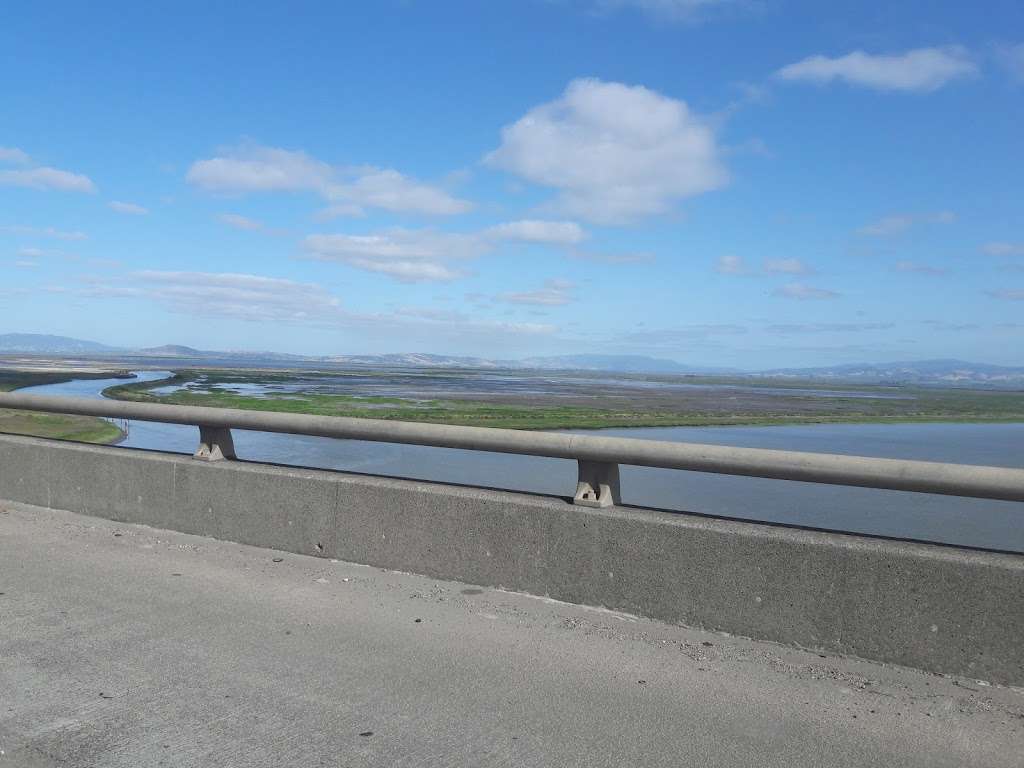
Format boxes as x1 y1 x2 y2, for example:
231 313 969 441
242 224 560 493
2 333 1022 386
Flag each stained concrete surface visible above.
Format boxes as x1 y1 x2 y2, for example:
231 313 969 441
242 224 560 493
1 502 1022 767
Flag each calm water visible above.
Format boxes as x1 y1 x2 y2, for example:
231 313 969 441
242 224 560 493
20 371 1024 552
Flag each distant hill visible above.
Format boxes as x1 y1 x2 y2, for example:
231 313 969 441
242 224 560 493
761 359 1024 387
4 334 1022 386
325 353 505 368
0 333 118 354
518 354 736 374
137 345 207 357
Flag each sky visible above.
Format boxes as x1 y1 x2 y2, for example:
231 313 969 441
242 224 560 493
1 0 1022 368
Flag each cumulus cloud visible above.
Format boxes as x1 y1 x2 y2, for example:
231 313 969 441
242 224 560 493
108 200 149 215
773 282 839 300
0 166 96 193
764 258 814 275
0 147 31 165
218 213 264 231
714 254 750 275
326 168 473 216
857 211 956 236
186 145 332 192
484 219 586 245
499 279 575 306
777 46 977 92
981 242 1024 257
186 143 471 216
303 229 484 283
485 78 727 224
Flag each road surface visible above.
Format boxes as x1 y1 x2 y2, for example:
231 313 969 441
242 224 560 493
1 501 1021 767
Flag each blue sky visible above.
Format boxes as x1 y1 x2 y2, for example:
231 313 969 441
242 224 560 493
1 0 1022 368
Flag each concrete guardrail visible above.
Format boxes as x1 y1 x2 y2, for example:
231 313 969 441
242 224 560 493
1 394 1023 685
2 392 1024 507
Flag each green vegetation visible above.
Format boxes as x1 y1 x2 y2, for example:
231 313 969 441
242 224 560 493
102 369 1024 431
0 371 125 444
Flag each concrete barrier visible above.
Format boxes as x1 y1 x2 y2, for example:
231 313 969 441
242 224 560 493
2 433 1022 685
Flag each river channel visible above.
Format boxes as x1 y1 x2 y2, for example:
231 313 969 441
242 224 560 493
19 370 1024 552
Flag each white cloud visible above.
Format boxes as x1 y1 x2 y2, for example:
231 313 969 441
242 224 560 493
893 260 947 275
303 220 595 284
316 202 367 220
922 320 979 332
718 255 816 276
777 47 977 92
594 0 745 22
0 166 96 193
499 279 575 306
484 219 586 245
569 249 654 264
773 282 839 300
326 168 473 216
0 225 88 241
994 43 1024 84
981 242 1024 257
303 229 484 283
765 322 894 334
186 145 332 192
485 78 727 224
857 210 956 236
90 270 346 323
0 147 31 165
987 289 1024 301
613 324 747 347
18 247 46 258
715 254 750 275
78 269 560 344
186 142 471 216
764 258 813 275
108 200 149 215
218 213 264 231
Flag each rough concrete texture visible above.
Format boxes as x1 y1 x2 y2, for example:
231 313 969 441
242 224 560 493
1 502 1023 768
1 434 1023 687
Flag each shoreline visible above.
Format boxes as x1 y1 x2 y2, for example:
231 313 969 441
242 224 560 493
9 368 1024 434
2 371 129 445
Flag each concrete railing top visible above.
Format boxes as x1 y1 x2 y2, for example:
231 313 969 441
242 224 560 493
2 391 1024 507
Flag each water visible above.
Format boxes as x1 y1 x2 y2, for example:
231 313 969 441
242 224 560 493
18 372 1024 552
146 369 913 401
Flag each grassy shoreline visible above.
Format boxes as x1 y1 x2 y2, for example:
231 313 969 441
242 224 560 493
101 369 1024 431
0 371 126 444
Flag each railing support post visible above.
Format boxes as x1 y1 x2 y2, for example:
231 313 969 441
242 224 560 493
194 425 236 462
574 460 620 508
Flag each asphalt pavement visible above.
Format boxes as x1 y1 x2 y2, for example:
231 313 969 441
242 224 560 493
1 501 1021 767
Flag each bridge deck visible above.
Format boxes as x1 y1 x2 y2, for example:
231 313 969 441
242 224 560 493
1 502 1021 767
